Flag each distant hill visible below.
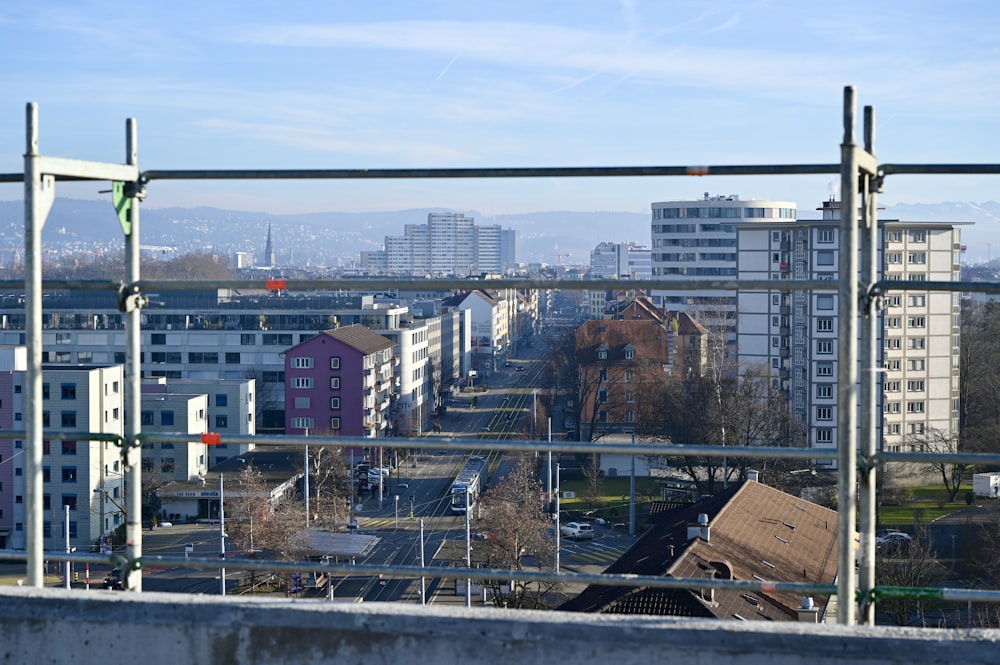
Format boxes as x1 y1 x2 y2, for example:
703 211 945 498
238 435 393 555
0 198 996 266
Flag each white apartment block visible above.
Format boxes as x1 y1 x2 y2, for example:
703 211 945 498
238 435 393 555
381 324 431 434
651 194 797 329
156 378 256 468
0 358 125 552
736 199 963 466
365 213 516 276
139 388 209 486
587 241 652 319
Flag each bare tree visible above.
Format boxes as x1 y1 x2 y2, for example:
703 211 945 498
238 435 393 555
875 525 946 626
472 455 558 608
224 464 303 561
307 445 350 528
905 427 968 502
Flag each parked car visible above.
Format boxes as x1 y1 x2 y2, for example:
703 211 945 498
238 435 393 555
560 522 595 540
516 366 526 372
875 531 912 552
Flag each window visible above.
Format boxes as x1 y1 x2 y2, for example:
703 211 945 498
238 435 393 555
817 407 833 421
816 429 833 444
884 338 901 350
816 363 833 377
141 411 154 425
294 397 311 409
61 467 76 482
883 381 900 392
42 383 50 399
885 230 902 243
263 371 285 383
42 411 50 427
330 357 341 370
816 340 833 354
884 401 901 414
188 352 219 364
151 333 166 345
42 467 50 481
907 380 925 392
816 295 834 310
625 409 636 423
330 377 340 390
599 368 608 381
161 458 175 473
908 316 925 328
625 389 635 403
816 384 832 399
240 334 256 346
885 317 901 329
291 417 314 429
293 377 314 389
263 333 293 346
161 411 174 426
225 352 241 364
293 357 314 369
817 229 835 243
886 423 901 435
907 401 925 413
816 318 833 333
624 344 635 360
908 337 926 350
61 412 76 427
623 369 635 382
908 252 926 264
330 417 341 430
598 388 608 403
909 423 926 435
215 415 228 428
60 383 76 400
330 397 341 410
885 359 901 371
908 230 926 242
908 295 926 307
907 359 925 371
816 250 835 266
598 410 608 423
61 440 77 455
62 494 77 510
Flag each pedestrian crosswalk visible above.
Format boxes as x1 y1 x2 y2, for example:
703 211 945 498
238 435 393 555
560 538 632 567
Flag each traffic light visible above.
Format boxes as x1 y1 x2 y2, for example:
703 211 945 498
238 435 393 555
73 571 79 583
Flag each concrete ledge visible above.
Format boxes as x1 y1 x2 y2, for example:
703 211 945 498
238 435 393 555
1 587 998 665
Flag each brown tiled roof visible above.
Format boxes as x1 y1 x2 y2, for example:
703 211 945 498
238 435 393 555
575 319 671 364
558 480 840 622
322 324 396 355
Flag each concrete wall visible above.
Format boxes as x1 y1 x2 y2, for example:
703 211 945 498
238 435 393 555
1 587 998 665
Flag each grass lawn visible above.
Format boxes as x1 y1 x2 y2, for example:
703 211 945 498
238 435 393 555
558 476 661 521
877 483 975 530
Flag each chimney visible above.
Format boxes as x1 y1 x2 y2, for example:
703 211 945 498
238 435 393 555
747 469 760 483
687 513 710 542
701 568 716 603
797 596 820 623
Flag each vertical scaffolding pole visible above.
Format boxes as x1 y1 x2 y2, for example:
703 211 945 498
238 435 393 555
23 102 53 588
858 104 880 625
837 86 860 625
124 118 144 591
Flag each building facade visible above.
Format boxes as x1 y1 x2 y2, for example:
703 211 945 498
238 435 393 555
284 325 398 439
736 199 963 465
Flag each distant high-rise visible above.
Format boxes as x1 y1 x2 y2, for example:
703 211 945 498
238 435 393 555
364 213 517 276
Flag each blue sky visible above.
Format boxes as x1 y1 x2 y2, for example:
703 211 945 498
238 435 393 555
2 1 999 216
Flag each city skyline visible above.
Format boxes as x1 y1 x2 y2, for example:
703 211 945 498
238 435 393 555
2 2 999 219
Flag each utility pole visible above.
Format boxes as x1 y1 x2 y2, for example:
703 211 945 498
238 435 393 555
64 504 71 590
219 473 226 596
554 464 561 573
465 489 472 608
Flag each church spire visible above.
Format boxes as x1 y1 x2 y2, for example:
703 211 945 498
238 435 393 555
263 219 276 267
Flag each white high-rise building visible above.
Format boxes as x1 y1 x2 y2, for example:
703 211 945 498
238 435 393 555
651 194 797 329
587 242 652 319
736 198 963 465
372 213 516 276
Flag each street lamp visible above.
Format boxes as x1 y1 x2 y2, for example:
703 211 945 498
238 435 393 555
394 495 399 529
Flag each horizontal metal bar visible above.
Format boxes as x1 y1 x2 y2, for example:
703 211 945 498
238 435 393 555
880 163 1000 176
140 164 840 182
35 156 138 183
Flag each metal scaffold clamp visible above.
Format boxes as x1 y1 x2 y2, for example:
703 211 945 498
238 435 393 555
117 282 148 313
